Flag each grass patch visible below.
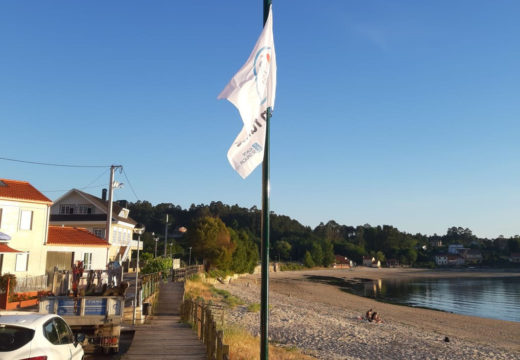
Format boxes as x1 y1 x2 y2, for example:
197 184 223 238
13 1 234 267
184 278 214 301
211 287 244 308
247 303 261 312
223 325 317 360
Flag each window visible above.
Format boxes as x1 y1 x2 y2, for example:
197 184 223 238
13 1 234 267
43 320 59 345
19 210 33 230
0 325 35 351
83 253 92 270
53 317 74 344
93 228 105 238
15 253 29 272
59 204 75 215
78 204 93 214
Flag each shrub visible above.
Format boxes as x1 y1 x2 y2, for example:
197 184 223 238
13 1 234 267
280 263 304 271
0 274 16 294
142 257 172 275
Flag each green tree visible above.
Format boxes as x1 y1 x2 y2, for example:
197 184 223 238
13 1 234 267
186 216 236 271
321 239 336 267
310 243 323 266
303 251 315 268
229 228 258 274
273 240 292 261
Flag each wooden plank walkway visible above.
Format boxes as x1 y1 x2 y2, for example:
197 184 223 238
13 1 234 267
122 281 207 360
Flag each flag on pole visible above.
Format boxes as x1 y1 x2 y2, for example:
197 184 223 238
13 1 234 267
218 5 276 179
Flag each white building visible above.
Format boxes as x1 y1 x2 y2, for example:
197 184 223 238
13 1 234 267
46 226 110 273
0 179 52 277
50 189 139 263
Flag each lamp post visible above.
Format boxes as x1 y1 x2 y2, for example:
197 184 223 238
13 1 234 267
153 232 159 258
188 246 192 267
132 224 145 326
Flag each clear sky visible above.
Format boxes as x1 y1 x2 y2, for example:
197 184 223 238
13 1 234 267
1 1 519 239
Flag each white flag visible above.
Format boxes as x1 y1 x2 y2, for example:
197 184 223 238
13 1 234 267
218 6 277 179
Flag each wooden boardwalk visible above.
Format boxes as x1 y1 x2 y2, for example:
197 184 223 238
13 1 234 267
122 281 207 360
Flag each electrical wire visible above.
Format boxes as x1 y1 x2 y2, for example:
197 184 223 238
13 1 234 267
0 156 108 168
41 168 110 193
43 183 106 193
122 168 140 201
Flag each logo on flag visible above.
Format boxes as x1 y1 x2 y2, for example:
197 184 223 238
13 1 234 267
218 6 276 179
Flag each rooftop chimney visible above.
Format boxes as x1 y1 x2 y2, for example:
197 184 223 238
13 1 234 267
102 188 107 201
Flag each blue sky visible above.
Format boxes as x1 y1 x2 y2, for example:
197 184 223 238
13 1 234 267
1 1 519 238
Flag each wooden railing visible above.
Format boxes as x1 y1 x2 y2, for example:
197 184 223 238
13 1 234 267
172 265 204 282
181 297 229 360
140 272 162 302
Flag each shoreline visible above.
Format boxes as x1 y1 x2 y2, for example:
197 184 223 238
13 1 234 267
216 267 520 359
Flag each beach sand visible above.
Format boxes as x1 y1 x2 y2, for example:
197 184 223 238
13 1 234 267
214 268 520 360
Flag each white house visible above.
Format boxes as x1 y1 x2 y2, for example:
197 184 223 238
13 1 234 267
49 189 139 263
362 256 381 268
46 226 110 274
0 179 52 277
435 253 465 266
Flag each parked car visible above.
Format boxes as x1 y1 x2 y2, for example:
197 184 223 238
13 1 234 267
0 311 84 360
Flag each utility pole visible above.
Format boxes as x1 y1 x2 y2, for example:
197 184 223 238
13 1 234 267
164 214 168 257
105 165 122 248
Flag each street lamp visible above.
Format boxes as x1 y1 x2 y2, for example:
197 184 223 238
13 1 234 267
188 246 192 267
132 224 145 326
153 232 159 258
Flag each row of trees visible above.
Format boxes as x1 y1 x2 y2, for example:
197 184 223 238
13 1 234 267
128 200 520 272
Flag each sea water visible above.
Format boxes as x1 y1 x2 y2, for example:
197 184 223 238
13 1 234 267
352 276 520 322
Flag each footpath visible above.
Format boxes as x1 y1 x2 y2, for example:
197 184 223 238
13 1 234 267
122 281 207 360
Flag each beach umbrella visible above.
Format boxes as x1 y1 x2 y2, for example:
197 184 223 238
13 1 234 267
0 232 11 241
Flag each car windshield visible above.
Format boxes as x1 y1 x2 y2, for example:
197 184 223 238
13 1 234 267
0 325 35 352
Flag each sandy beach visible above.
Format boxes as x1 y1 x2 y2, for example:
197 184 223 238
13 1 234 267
214 268 520 360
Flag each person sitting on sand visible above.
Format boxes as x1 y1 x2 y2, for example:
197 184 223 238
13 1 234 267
365 308 373 321
371 312 382 323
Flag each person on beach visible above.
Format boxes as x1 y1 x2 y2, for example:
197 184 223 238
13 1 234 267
365 309 373 321
371 312 382 323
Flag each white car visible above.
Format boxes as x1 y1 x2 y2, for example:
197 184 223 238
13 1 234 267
0 312 84 360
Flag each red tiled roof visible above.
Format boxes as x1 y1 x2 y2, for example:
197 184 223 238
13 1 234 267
0 243 23 253
0 179 52 204
47 226 109 247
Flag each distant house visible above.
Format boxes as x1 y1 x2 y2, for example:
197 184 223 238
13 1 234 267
509 253 520 263
386 259 399 267
333 255 352 269
448 244 464 254
464 249 483 264
435 253 464 266
46 226 110 277
50 189 139 264
362 256 380 268
429 238 443 247
0 179 52 277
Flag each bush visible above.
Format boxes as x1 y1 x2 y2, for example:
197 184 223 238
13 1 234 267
0 274 16 294
279 263 304 271
141 257 172 275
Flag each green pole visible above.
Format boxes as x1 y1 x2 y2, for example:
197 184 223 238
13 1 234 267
261 2 272 360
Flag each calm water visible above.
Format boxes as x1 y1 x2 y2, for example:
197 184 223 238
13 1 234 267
307 275 520 322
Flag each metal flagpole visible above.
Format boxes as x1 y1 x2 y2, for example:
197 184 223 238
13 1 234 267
260 2 272 359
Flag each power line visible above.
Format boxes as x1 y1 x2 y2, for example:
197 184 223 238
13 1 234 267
41 168 109 193
122 168 140 201
43 183 106 193
0 156 108 168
